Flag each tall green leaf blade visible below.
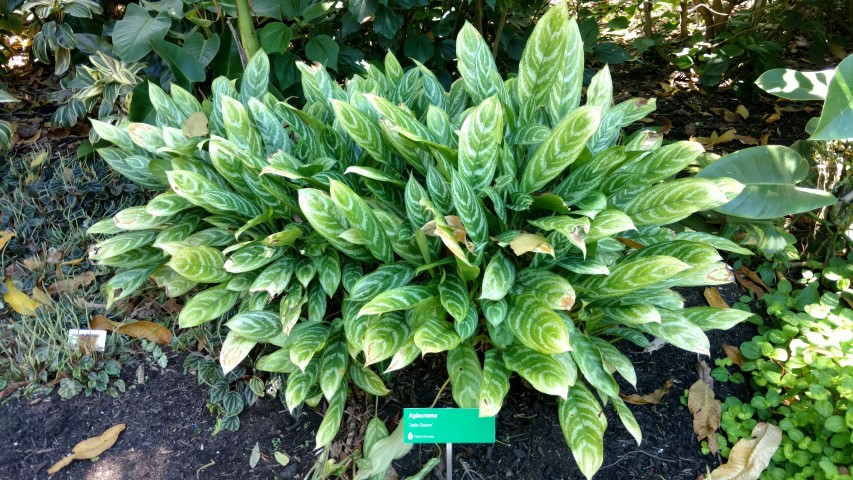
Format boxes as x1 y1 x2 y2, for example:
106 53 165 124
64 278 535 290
517 3 569 108
580 255 689 298
458 96 503 191
479 349 510 417
320 323 349 400
439 272 469 322
447 343 483 409
559 383 606 480
456 22 505 104
357 286 437 317
504 294 570 354
503 345 570 398
315 382 347 449
330 180 394 263
168 246 231 283
569 334 619 398
548 17 584 123
519 106 601 192
225 310 280 341
450 169 489 245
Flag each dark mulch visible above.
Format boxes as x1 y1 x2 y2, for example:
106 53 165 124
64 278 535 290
0 283 758 480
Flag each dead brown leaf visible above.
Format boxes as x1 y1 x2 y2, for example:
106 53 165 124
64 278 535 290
704 287 729 308
688 380 721 454
659 116 672 135
616 237 645 250
710 107 740 123
739 266 770 291
619 378 673 405
693 129 737 148
734 270 766 298
759 132 771 145
723 344 745 366
709 423 782 480
47 271 95 295
90 315 173 345
31 285 55 310
696 360 714 388
163 298 183 315
734 134 759 145
48 424 126 474
19 128 41 145
763 112 781 124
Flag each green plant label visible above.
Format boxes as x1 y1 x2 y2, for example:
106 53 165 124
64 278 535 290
403 408 495 444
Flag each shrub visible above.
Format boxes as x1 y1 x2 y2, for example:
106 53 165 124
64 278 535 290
88 3 755 477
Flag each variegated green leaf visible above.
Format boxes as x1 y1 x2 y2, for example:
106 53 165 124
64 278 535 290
315 382 347 449
179 286 239 328
341 262 363 294
320 323 349 400
596 304 661 325
590 337 636 388
503 344 570 398
357 285 436 317
458 96 503 191
293 256 316 288
569 334 619 399
330 180 394 263
220 330 257 375
426 165 452 213
224 243 284 273
681 306 754 331
96 149 164 190
631 240 722 266
413 308 461 354
111 207 170 231
146 192 193 217
332 99 391 164
613 141 705 192
517 3 569 108
221 95 263 154
480 250 516 301
559 383 606 480
240 50 270 105
90 231 158 261
548 17 583 122
514 269 575 311
308 281 328 322
349 263 416 301
96 247 164 269
621 178 734 227
456 22 505 104
675 231 752 255
349 363 390 396
519 106 601 193
384 336 421 373
612 396 642 446
528 215 590 254
225 310 280 341
285 360 320 413
248 97 291 155
637 309 710 355
505 294 570 354
450 169 489 245
580 255 690 298
554 147 627 204
585 209 636 242
313 250 340 298
151 266 197 297
447 343 483 409
289 321 330 371
439 273 469 322
168 246 231 283
127 123 166 153
168 170 262 217
482 298 507 326
249 256 294 298
104 264 159 308
363 311 410 366
87 217 124 235
298 189 374 262
455 304 479 341
227 272 259 292
479 349 510 417
256 347 299 373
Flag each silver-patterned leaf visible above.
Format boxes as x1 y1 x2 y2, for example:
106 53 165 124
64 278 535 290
439 272 469 322
455 303 479 341
480 250 516 301
298 188 374 262
681 306 754 331
447 343 483 409
168 170 262 217
514 269 575 311
636 309 710 355
580 255 690 298
289 321 330 371
320 323 349 400
225 310 280 341
256 347 298 373
90 231 158 261
479 349 510 417
249 256 294 298
315 250 341 298
612 396 642 446
315 382 347 449
449 169 489 245
558 383 606 480
413 307 461 355
590 337 636 388
146 192 193 217
168 246 231 283
503 344 570 398
569 334 619 399
357 285 437 317
285 360 320 413
458 96 503 191
363 311 410 366
504 294 570 354
481 298 507 327
456 22 505 104
220 330 257 375
224 243 284 273
620 178 734 227
178 286 239 328
384 336 421 373
517 3 569 108
330 180 394 263
349 363 390 396
349 263 416 301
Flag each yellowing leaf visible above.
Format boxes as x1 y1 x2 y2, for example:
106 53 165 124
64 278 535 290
48 424 126 474
182 111 209 137
29 150 47 169
90 315 174 345
3 279 40 316
619 378 672 405
509 233 554 257
709 423 783 480
31 286 55 310
693 129 737 147
763 113 781 124
735 104 749 119
0 230 15 251
688 379 721 454
274 451 290 466
703 287 729 308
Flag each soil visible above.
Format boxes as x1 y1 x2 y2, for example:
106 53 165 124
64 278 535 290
0 283 758 480
0 57 809 480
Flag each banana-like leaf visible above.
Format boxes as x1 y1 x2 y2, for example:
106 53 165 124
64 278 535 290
447 343 483 408
503 344 570 398
559 383 607 480
479 349 510 417
504 294 571 354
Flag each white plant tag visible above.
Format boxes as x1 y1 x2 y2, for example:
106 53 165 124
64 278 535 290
68 329 107 352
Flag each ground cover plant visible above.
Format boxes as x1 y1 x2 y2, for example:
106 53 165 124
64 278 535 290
82 3 763 478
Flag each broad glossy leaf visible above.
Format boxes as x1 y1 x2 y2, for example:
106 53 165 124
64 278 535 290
580 255 689 298
439 273 469 322
681 306 754 331
349 363 390 396
364 312 410 366
559 383 606 480
349 263 416 301
320 324 349 400
569 334 619 399
479 349 510 417
514 269 575 311
447 343 483 409
456 22 505 104
809 53 853 140
504 294 570 354
519 106 601 192
315 382 347 449
330 180 394 263
256 347 298 373
621 178 733 226
756 66 833 101
696 145 836 219
112 4 170 62
289 321 330 372
503 345 570 398
220 330 257 375
637 309 710 355
458 96 503 191
480 251 516 301
413 308 461 354
168 246 230 283
225 310 280 341
249 256 294 298
168 170 262 217
178 287 240 328
149 38 205 89
224 243 284 273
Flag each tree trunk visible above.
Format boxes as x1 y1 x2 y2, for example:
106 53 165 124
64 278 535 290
236 0 259 62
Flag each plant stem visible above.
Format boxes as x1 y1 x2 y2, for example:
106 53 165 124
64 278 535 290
235 0 259 61
491 7 508 59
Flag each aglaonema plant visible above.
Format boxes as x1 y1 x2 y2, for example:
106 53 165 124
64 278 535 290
87 2 755 477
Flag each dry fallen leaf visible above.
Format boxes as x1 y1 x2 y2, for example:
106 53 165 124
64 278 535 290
704 287 729 308
693 129 737 148
734 271 766 298
708 423 782 480
734 134 759 145
723 344 745 366
509 233 554 257
696 360 714 388
710 107 740 123
619 378 673 405
616 237 645 250
739 266 770 291
3 279 40 316
759 131 771 145
90 315 174 345
249 442 260 468
29 150 47 169
47 424 126 474
47 271 95 295
735 104 749 119
688 380 721 454
0 230 15 251
659 116 672 135
763 112 781 124
31 285 55 311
